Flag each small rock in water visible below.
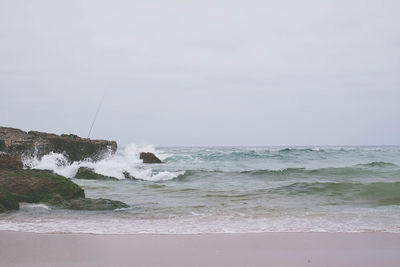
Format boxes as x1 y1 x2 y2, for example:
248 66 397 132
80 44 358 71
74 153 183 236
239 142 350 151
123 171 137 180
74 167 119 181
66 198 129 210
139 152 162 164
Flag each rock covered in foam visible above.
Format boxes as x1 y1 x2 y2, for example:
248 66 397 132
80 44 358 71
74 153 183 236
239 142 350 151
74 167 119 181
140 152 162 164
0 126 117 163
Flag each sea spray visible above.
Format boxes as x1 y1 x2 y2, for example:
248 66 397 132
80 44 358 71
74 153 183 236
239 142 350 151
23 144 182 181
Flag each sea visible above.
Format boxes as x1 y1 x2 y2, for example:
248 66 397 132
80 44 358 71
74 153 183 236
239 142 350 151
1 145 400 234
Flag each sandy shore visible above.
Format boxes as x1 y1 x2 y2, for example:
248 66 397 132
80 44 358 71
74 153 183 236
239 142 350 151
0 231 399 267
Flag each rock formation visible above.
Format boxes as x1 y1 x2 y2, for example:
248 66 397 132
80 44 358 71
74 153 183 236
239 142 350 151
140 152 162 163
66 198 129 210
0 169 85 204
74 167 119 181
0 127 117 163
0 154 23 170
0 129 129 212
0 187 19 212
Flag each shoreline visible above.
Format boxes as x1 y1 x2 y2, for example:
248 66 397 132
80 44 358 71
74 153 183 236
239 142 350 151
1 231 400 266
1 229 400 235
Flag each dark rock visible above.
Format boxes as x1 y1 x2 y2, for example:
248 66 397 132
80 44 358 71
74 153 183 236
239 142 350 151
0 140 5 151
140 152 162 164
0 187 19 212
74 167 118 181
0 154 23 170
122 171 138 180
0 126 117 163
0 169 85 203
66 198 129 210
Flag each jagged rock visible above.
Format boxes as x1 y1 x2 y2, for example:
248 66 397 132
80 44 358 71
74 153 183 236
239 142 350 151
140 152 162 164
0 169 85 203
122 171 138 180
66 198 129 210
0 187 19 212
74 167 119 181
0 126 117 163
0 154 23 170
0 168 129 211
0 126 130 212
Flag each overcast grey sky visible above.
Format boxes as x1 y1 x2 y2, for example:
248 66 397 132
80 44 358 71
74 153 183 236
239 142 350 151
1 0 399 146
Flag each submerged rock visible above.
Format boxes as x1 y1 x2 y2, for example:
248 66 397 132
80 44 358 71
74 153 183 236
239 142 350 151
74 167 119 181
66 198 129 210
122 171 138 180
140 152 162 164
0 169 85 203
0 187 19 212
0 126 117 163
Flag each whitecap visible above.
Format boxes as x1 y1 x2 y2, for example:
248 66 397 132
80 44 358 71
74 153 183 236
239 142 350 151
22 143 181 181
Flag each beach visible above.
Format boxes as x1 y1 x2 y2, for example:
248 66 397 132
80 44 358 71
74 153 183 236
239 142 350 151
1 231 400 266
2 0 399 265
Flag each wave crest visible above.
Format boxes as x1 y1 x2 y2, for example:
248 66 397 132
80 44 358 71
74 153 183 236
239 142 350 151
271 181 400 205
22 144 182 182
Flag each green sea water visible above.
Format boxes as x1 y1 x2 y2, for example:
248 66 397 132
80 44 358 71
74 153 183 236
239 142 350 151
1 146 400 233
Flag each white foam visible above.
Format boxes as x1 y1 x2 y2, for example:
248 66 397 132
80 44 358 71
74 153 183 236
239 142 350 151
22 203 51 210
1 211 400 234
22 144 181 182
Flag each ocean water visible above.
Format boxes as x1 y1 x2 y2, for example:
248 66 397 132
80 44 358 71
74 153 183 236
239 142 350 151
1 145 400 234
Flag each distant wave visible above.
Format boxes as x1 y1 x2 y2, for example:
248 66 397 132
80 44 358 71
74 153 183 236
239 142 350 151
241 162 399 177
174 161 400 181
164 147 395 163
165 148 328 162
174 171 400 205
278 147 324 152
269 181 400 206
355 162 398 168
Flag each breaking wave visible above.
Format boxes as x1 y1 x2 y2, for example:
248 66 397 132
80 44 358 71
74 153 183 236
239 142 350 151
164 148 327 162
244 162 399 176
23 144 183 182
174 161 400 180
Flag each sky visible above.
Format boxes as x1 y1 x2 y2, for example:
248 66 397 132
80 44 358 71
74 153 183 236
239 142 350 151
1 0 399 146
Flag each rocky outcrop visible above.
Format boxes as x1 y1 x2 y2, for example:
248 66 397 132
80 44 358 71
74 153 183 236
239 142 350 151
65 198 129 210
0 126 130 212
0 154 23 170
0 187 19 212
0 168 129 211
140 152 162 164
74 167 119 181
0 169 85 203
0 127 117 163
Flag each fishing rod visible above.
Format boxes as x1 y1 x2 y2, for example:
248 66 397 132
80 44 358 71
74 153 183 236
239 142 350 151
87 94 105 139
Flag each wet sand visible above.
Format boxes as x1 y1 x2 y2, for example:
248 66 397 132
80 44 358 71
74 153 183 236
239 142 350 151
0 231 399 267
